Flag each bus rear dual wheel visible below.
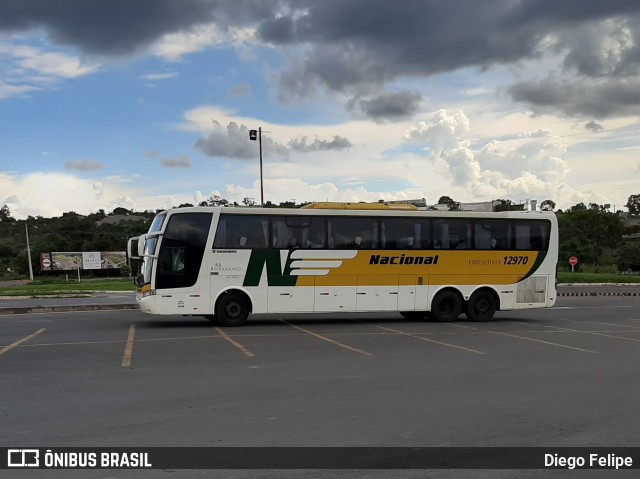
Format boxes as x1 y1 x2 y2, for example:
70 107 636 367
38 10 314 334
465 290 497 322
427 290 497 322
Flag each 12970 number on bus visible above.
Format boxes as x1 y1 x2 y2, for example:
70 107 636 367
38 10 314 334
504 255 529 265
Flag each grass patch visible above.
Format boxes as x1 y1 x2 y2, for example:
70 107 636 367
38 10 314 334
558 272 640 283
0 279 135 296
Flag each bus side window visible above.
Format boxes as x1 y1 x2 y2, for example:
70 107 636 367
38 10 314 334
328 217 376 249
495 237 509 249
475 220 510 250
306 219 325 248
474 222 492 249
397 237 414 248
381 218 418 249
515 223 530 250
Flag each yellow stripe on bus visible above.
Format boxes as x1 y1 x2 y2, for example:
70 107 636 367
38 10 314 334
286 251 539 287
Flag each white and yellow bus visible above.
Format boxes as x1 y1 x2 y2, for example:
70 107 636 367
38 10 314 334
128 203 558 326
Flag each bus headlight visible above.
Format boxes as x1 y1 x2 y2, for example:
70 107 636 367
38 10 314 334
139 284 155 298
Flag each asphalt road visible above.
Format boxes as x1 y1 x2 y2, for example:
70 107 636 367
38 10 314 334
1 295 640 478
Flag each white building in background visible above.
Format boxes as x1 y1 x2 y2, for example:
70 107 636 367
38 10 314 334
386 198 428 208
387 199 539 212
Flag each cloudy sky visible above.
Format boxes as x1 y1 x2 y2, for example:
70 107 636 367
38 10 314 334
1 0 640 218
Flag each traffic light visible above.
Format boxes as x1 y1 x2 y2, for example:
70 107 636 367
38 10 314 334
249 129 258 141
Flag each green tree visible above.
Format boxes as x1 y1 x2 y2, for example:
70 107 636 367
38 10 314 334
199 194 229 207
626 194 640 216
616 241 640 272
540 199 556 211
437 196 460 211
111 207 132 216
0 204 15 223
557 202 625 266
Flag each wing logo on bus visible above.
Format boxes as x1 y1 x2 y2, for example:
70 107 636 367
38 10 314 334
242 249 358 287
288 250 358 276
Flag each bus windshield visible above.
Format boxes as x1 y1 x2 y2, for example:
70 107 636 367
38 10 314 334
135 213 165 288
149 213 166 233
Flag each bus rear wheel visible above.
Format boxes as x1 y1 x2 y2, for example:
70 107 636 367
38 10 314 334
465 290 497 322
430 291 462 322
215 292 250 327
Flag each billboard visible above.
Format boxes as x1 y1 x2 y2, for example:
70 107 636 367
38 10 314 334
40 252 127 271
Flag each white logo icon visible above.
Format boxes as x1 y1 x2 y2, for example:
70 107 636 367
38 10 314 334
289 250 358 276
8 449 39 467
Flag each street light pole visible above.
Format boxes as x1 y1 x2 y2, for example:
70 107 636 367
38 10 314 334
258 127 264 207
25 223 34 281
249 127 265 207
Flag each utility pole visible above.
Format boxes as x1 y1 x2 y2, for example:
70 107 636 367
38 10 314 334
25 223 34 281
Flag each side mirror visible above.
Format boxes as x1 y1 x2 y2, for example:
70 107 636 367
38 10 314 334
137 234 147 257
127 236 140 261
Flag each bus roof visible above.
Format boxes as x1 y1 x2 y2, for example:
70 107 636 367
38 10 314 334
157 206 556 222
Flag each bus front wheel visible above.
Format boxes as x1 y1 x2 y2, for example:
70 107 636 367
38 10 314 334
465 290 497 322
215 292 250 327
430 291 462 322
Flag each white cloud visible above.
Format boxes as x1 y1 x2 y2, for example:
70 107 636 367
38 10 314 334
151 24 255 61
222 178 426 205
139 72 178 81
0 172 159 218
402 110 615 209
0 81 38 99
404 109 470 153
440 141 481 186
0 41 99 100
179 105 626 210
460 87 495 96
7 44 100 78
1 101 627 220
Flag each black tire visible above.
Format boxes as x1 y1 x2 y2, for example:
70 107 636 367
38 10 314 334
430 290 462 322
215 292 250 327
465 290 497 322
399 311 427 320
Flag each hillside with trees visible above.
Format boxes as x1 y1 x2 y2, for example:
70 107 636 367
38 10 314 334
0 207 155 278
0 193 639 279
